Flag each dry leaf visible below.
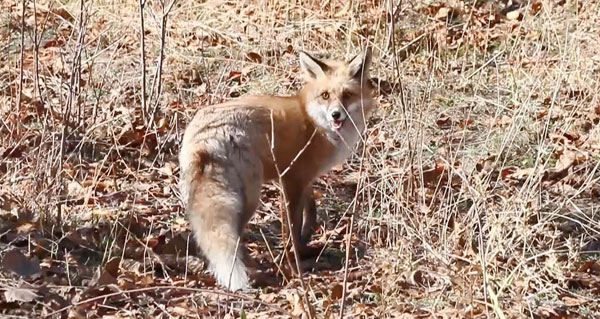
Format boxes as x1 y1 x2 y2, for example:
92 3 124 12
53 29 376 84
506 10 521 20
536 305 570 319
555 150 576 171
68 181 87 199
246 52 262 63
4 287 38 302
501 167 516 180
228 71 245 84
170 306 189 316
509 167 535 179
537 109 549 119
2 250 41 277
352 303 369 315
53 8 74 20
531 2 543 14
16 222 36 234
578 260 600 274
561 295 586 307
286 292 305 316
436 113 451 127
495 115 512 126
334 1 351 18
330 284 343 300
436 7 452 20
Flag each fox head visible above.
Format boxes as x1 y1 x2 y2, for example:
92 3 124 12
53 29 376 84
298 48 375 144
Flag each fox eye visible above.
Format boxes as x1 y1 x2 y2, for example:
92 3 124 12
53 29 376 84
320 91 330 100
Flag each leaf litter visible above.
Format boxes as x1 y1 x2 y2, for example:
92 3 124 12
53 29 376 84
1 0 600 318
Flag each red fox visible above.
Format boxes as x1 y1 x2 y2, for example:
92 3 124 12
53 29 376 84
179 48 375 291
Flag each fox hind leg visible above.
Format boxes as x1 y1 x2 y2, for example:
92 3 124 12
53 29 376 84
238 155 264 228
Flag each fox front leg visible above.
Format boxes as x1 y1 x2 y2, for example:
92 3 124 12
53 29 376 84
280 179 315 261
300 189 317 246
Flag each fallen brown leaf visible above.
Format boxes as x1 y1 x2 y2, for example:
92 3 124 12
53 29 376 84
506 10 521 20
330 284 343 300
3 287 39 302
2 250 41 278
246 52 262 63
560 295 586 307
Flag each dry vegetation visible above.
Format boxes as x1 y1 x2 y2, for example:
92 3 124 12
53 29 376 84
1 0 600 318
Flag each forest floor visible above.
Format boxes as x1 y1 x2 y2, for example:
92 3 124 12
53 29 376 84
1 0 600 318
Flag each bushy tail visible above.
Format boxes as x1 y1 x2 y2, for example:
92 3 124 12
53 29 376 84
183 154 249 291
203 233 249 291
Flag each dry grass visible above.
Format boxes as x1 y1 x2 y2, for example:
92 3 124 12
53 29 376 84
1 0 600 318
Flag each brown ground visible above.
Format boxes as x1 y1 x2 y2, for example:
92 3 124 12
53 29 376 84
1 0 600 318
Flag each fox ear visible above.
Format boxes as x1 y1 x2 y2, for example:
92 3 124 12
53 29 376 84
299 51 329 79
348 47 372 81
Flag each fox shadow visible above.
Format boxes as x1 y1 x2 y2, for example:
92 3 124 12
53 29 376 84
242 181 366 289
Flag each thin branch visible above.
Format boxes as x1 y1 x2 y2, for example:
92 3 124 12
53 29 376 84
386 0 403 51
74 0 86 127
280 128 317 177
63 0 87 130
16 0 26 117
267 110 315 319
259 228 291 283
32 0 52 111
139 0 148 121
136 0 177 172
338 144 369 318
147 0 178 122
387 0 413 197
58 0 87 225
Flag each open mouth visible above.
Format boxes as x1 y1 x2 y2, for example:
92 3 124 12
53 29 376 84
332 120 344 130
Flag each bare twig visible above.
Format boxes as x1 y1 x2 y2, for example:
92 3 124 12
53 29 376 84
32 0 52 110
280 128 317 177
338 117 370 319
139 0 148 121
57 0 87 225
267 110 315 319
386 0 403 51
61 0 87 130
16 0 25 117
386 0 413 198
72 0 87 127
227 236 242 290
136 0 177 172
338 207 357 318
147 0 178 123
260 228 291 282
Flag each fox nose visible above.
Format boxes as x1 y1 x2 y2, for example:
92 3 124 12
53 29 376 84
331 111 342 120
